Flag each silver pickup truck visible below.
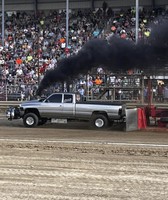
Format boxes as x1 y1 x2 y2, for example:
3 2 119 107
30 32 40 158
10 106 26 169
6 93 126 129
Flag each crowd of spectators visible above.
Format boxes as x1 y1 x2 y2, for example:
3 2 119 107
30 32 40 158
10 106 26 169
0 3 167 100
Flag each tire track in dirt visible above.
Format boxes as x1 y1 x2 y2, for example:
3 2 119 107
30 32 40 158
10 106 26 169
0 141 168 200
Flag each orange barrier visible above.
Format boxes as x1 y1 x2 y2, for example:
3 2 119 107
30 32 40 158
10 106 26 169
137 108 147 129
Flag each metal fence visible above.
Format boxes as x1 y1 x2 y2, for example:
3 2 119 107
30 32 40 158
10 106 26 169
0 74 167 104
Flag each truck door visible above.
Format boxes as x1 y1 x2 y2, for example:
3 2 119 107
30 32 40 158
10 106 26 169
39 93 64 118
62 94 75 118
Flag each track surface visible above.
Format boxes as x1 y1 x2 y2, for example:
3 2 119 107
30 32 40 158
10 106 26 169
0 119 168 200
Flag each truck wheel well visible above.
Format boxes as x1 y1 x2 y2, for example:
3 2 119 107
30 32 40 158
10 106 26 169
92 111 108 118
25 109 40 117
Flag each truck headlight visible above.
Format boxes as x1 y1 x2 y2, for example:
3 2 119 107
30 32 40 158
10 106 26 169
11 108 15 118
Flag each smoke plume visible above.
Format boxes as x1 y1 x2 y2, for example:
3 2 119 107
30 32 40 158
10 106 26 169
37 19 168 95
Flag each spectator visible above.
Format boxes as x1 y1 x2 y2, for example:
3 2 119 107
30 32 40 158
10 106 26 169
163 85 168 102
143 86 148 103
94 75 103 85
78 86 85 101
157 83 164 102
102 1 108 15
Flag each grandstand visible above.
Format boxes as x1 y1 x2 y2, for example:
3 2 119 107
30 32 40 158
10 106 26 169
0 0 168 101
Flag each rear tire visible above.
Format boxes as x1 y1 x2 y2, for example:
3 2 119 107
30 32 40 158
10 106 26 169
23 113 39 128
90 114 109 129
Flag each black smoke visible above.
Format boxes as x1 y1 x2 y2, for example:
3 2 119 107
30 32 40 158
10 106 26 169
37 19 168 95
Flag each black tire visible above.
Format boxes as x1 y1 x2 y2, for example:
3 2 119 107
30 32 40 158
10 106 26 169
38 118 48 126
23 113 39 128
90 114 109 129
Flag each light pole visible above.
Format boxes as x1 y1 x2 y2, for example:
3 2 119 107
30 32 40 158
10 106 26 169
1 0 7 101
2 0 4 46
65 0 69 91
135 0 139 44
66 0 69 48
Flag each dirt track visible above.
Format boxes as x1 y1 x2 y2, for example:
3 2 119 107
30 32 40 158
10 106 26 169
0 119 168 200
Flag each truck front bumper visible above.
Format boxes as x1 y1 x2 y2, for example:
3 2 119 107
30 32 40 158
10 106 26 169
6 106 21 120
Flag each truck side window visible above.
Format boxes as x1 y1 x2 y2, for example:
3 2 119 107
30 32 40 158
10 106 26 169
47 94 62 103
64 94 73 103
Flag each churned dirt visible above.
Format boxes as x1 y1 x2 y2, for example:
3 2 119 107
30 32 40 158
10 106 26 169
0 118 168 200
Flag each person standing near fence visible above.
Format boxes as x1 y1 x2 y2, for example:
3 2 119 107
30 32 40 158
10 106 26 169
157 83 164 103
163 84 168 102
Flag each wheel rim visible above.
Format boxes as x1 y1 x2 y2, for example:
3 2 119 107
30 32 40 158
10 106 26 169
26 116 34 126
95 118 104 128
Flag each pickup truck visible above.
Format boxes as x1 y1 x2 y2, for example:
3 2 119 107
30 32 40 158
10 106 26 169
6 93 126 129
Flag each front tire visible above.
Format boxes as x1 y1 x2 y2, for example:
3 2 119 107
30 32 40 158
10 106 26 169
90 114 109 129
23 113 39 128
